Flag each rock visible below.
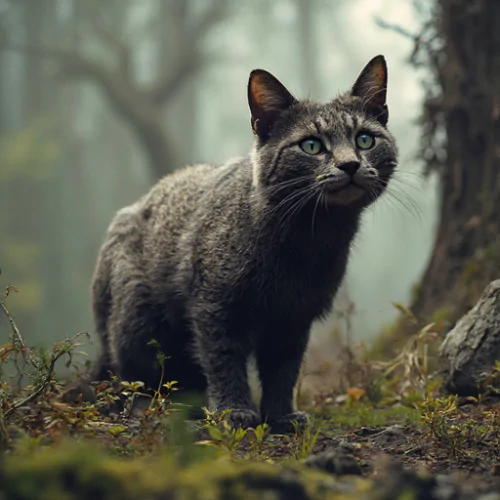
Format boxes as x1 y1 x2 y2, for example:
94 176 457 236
372 461 493 500
304 448 362 476
440 279 500 396
369 424 407 447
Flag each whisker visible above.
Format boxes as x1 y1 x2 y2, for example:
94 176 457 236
276 201 304 239
257 184 318 245
265 185 315 219
379 185 422 221
389 173 423 185
277 187 318 236
310 190 322 238
392 169 425 179
322 191 329 215
261 176 313 197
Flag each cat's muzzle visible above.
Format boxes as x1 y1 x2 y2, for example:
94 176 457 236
323 179 366 206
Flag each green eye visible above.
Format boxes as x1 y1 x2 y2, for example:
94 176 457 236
356 133 375 150
300 138 323 155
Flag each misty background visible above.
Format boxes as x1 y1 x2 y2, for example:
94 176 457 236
0 0 437 370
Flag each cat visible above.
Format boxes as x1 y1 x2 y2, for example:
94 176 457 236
91 55 397 432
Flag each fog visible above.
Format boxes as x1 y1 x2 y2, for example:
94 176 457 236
0 0 437 366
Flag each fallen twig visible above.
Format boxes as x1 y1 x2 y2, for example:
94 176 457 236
1 285 40 371
4 332 89 418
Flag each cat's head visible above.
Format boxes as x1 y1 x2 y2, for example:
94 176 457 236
248 56 397 211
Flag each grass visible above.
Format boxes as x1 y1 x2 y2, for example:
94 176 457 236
319 401 420 430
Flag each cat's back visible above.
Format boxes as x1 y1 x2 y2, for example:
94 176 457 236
144 158 251 239
100 163 217 258
127 163 219 259
146 163 217 226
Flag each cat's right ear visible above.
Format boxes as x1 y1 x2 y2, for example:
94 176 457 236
248 69 297 140
351 55 388 126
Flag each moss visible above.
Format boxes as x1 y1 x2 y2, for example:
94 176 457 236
409 281 421 305
319 402 420 431
458 242 500 315
0 440 374 500
430 306 453 326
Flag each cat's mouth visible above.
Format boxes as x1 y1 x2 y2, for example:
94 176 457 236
322 180 366 205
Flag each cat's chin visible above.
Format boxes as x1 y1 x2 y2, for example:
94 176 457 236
324 184 366 206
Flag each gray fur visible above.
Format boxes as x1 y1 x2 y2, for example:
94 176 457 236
91 56 398 432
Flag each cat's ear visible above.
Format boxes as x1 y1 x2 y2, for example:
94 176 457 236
248 69 297 139
351 55 388 126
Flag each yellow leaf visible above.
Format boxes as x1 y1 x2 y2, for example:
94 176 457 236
195 440 219 447
347 387 366 401
390 301 418 324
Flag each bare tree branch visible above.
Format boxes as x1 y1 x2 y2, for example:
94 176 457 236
148 0 229 105
1 285 40 372
1 0 231 178
148 51 201 105
195 0 229 38
4 332 90 419
374 16 418 40
81 2 132 79
2 40 175 177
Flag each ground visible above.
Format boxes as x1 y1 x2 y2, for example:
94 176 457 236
2 296 500 499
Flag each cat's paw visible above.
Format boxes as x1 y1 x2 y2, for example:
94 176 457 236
223 409 261 430
267 411 309 434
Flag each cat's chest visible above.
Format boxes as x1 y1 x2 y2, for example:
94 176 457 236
246 243 348 320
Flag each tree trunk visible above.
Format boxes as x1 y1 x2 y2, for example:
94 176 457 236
296 0 319 97
411 0 500 324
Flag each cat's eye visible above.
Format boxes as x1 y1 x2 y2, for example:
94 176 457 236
299 138 323 155
355 133 375 150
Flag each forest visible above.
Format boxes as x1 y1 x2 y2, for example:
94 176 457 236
1 0 500 498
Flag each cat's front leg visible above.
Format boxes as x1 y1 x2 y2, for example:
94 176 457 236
193 318 260 429
256 327 310 434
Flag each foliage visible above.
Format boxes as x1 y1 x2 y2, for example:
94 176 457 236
0 119 60 315
0 440 376 500
0 117 59 182
419 395 500 458
319 402 420 431
2 281 500 498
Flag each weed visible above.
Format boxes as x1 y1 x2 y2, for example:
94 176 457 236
321 401 420 431
419 395 500 457
2 274 500 498
478 360 500 395
197 409 249 457
291 420 322 460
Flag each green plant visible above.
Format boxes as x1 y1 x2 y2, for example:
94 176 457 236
478 360 500 395
198 409 249 457
292 420 322 460
419 395 499 457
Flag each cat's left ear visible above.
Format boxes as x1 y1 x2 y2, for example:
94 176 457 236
351 55 388 126
248 69 297 140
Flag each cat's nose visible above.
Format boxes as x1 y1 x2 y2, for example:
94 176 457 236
337 161 360 176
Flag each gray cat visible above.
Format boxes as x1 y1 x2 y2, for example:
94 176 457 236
91 55 397 432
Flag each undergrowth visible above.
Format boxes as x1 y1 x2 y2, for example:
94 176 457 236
2 282 500 498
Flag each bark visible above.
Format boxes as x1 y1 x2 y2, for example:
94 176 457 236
411 0 500 323
440 280 500 396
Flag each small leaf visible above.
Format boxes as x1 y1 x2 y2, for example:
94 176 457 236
390 301 418 324
207 426 223 442
347 387 366 401
195 440 219 447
